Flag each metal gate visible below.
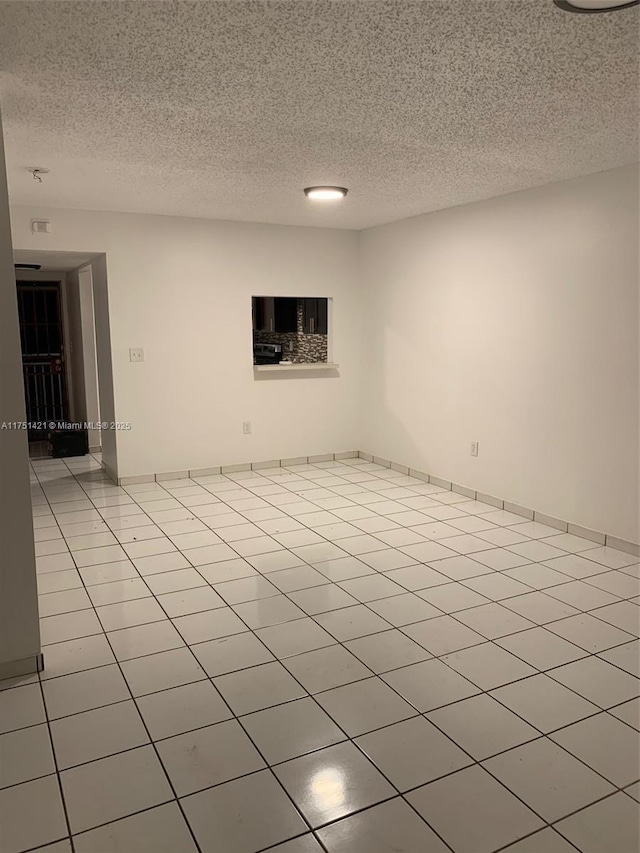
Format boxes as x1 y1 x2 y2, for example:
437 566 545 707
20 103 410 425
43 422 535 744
17 282 69 440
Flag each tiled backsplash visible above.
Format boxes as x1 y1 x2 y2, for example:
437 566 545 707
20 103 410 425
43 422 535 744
253 301 328 363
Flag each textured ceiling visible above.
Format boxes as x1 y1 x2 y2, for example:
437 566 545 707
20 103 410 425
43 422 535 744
0 0 638 230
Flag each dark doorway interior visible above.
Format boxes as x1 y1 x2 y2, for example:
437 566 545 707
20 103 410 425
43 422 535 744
16 281 69 440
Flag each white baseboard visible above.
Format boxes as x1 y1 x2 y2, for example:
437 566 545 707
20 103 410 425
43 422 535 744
0 653 44 681
101 448 638 556
357 451 639 557
111 451 360 487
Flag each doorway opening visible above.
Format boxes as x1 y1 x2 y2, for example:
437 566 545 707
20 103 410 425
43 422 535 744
16 280 69 444
13 250 116 472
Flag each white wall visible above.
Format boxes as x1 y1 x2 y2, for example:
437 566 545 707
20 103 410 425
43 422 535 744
0 110 40 675
360 165 639 543
78 265 101 447
10 208 362 478
61 270 85 422
61 264 102 444
10 166 637 542
88 254 118 474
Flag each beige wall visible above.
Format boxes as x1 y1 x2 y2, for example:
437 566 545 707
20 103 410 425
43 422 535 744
64 267 87 422
360 165 640 543
78 265 101 448
0 109 40 675
10 208 362 479
9 166 638 543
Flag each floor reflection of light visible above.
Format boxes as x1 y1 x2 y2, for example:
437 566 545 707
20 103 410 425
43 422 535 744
309 766 347 812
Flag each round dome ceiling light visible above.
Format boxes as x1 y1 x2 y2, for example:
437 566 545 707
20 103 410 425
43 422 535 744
303 186 348 200
553 0 639 12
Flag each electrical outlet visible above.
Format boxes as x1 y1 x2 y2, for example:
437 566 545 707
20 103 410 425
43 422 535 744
470 441 479 457
129 347 144 362
243 421 252 435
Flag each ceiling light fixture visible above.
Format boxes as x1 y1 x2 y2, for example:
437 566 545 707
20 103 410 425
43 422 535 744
303 186 348 200
553 0 639 12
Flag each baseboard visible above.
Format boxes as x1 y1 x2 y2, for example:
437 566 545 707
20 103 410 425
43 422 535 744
101 461 118 485
356 451 639 557
155 470 190 482
113 451 360 487
0 653 44 681
101 447 638 556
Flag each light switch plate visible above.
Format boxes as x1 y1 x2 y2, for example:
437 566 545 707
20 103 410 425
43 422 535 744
129 347 144 362
31 219 51 234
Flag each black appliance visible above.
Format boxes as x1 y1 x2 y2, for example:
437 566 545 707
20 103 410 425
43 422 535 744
253 343 282 365
48 429 89 458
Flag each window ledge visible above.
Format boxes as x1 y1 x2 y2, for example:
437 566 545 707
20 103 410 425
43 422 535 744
253 362 340 373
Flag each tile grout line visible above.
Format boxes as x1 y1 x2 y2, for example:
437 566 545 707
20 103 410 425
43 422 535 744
30 455 473 851
37 463 635 603
32 457 640 718
34 458 206 853
20 453 640 851
35 464 635 579
32 456 640 713
33 467 105 853
115 462 456 852
51 472 640 820
35 459 639 718
32 459 340 851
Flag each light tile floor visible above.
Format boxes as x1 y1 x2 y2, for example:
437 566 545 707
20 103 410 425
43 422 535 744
1 454 639 853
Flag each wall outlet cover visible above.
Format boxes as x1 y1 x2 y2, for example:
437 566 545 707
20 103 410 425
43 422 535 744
129 347 144 362
470 441 479 457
